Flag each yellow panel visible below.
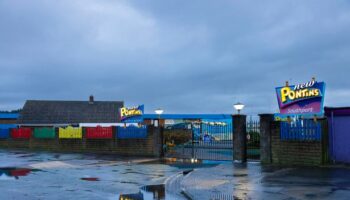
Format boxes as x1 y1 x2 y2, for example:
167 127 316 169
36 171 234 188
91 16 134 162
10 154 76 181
58 126 82 139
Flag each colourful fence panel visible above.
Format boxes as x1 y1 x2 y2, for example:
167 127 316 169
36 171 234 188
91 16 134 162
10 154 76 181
58 126 82 139
281 120 322 141
34 127 56 139
11 128 32 139
117 126 148 139
85 126 113 139
0 124 17 139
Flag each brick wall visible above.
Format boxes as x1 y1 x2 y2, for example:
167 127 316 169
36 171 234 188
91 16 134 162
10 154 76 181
270 121 328 166
0 126 162 157
0 119 17 124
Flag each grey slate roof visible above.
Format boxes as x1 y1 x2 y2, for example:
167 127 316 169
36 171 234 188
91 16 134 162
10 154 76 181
17 100 124 124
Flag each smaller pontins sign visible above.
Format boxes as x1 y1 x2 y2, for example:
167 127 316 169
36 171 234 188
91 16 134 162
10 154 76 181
120 105 144 123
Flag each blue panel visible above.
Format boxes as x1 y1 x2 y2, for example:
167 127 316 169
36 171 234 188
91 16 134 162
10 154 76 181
0 113 19 119
280 119 321 141
117 126 148 139
0 124 17 139
0 129 10 138
143 114 232 120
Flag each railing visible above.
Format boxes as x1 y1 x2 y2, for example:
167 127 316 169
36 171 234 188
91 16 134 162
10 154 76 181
117 126 148 139
11 128 32 139
85 126 113 139
0 124 17 139
34 127 56 139
280 120 321 141
58 126 82 139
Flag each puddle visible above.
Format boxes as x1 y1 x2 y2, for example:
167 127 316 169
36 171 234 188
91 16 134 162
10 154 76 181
0 167 38 180
81 177 100 181
118 184 166 200
143 158 225 169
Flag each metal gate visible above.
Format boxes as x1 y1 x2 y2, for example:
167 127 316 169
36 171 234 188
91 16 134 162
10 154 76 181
246 117 260 160
164 120 233 161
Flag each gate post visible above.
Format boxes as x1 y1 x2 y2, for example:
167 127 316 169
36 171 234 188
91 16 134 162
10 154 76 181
233 114 247 163
259 114 274 164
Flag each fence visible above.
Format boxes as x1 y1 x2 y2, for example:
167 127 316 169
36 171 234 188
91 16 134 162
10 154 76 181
58 126 83 139
246 119 260 159
0 125 160 157
11 128 32 139
117 126 148 139
280 119 322 141
34 127 56 139
0 124 17 139
85 126 113 139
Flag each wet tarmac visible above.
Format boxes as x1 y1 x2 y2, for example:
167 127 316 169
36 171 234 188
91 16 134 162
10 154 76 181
2 150 350 199
181 162 350 200
0 150 219 200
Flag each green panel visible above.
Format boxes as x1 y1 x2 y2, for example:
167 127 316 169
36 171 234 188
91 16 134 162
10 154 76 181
34 128 56 139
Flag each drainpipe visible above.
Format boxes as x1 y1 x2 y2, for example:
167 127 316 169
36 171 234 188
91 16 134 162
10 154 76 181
331 111 335 163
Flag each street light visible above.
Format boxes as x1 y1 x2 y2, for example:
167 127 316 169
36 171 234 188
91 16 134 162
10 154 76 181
154 108 164 127
155 108 164 115
234 102 245 114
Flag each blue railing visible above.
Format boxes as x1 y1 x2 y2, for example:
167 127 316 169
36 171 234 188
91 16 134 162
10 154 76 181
0 124 17 139
117 126 148 139
280 120 321 141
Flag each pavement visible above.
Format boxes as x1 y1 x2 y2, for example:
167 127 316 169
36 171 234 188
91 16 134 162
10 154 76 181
176 161 350 200
2 150 350 200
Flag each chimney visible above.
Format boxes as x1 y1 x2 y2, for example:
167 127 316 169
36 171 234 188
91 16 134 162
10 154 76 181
89 95 94 104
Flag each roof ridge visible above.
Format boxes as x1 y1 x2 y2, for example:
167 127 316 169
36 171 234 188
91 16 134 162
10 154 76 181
26 100 123 103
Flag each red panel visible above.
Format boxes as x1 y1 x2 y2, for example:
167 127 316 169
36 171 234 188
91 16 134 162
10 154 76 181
11 128 32 139
10 168 31 176
85 126 113 139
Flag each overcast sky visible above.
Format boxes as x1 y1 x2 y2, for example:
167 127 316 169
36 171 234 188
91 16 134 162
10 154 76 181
1 0 350 114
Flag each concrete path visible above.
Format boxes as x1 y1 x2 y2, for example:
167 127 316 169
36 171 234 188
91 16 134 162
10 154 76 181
179 162 350 200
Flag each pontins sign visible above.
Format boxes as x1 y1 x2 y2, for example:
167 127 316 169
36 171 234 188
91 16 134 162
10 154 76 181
276 79 325 115
120 105 144 123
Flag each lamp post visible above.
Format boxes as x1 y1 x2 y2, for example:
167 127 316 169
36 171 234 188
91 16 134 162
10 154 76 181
155 108 164 157
234 102 245 115
154 108 164 127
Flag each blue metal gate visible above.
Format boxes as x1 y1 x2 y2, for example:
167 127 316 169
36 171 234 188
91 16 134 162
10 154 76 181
164 119 233 161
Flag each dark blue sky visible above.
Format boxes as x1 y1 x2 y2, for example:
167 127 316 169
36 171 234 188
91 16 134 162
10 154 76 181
1 0 350 114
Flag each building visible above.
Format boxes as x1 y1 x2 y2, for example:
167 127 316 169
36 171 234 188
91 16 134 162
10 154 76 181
17 96 124 127
325 107 350 163
0 113 19 124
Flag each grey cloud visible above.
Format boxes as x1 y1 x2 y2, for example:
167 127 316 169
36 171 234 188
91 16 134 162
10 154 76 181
1 0 350 115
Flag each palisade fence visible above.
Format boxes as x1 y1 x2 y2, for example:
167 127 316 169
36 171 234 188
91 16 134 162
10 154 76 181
246 117 260 159
0 125 156 156
0 124 17 139
116 125 148 139
280 119 322 141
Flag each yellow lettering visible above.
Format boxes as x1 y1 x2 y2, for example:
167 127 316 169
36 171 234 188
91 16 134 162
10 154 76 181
314 89 320 96
288 90 295 100
281 87 290 103
295 90 303 99
120 108 127 117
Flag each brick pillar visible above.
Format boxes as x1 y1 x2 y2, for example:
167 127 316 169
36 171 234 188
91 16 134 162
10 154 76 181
233 114 247 163
151 125 163 158
259 114 274 164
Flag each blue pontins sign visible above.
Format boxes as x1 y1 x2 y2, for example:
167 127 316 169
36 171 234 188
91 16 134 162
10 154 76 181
275 78 326 121
120 105 144 123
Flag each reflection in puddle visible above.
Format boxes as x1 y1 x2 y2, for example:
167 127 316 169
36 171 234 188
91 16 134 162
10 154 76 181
144 158 224 169
118 184 166 200
81 177 100 181
0 167 36 180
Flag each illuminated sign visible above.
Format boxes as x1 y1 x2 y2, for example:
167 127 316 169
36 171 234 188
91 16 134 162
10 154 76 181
120 105 144 123
276 79 325 115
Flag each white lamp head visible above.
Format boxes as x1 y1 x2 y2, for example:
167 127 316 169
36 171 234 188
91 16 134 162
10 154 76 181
234 102 245 114
155 108 164 115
